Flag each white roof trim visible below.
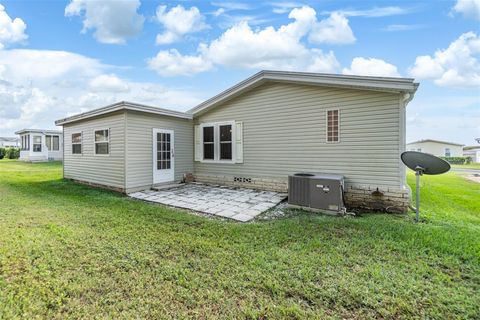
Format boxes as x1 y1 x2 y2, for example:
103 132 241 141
55 101 192 125
15 129 63 135
187 70 419 116
407 139 464 147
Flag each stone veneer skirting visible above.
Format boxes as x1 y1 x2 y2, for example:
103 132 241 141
193 174 411 213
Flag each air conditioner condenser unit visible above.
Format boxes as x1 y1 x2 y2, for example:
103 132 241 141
288 172 346 214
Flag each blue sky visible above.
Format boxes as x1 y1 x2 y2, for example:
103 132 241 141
0 0 479 145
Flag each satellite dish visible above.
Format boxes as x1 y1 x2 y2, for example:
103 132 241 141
401 151 450 222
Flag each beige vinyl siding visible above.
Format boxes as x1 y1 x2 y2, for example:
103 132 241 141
194 82 404 188
125 111 194 191
63 112 125 189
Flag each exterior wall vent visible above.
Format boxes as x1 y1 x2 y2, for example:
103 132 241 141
233 177 252 183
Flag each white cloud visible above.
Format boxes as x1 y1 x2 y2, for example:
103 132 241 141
0 48 204 136
212 8 226 17
155 5 208 45
211 2 253 11
383 24 423 32
409 32 480 88
148 6 344 76
309 12 355 44
342 57 400 77
407 110 480 146
306 50 341 73
0 49 102 84
0 4 28 49
65 0 144 44
201 6 339 70
327 6 411 18
453 0 480 20
148 49 212 76
270 2 305 14
202 6 315 69
89 74 130 92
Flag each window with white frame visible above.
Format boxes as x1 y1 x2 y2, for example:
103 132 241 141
445 148 451 157
203 126 214 160
201 122 234 162
72 133 82 154
32 136 42 152
21 135 28 150
219 124 233 160
326 109 339 142
46 135 60 151
94 129 109 155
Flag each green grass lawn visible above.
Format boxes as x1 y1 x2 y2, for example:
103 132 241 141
0 160 479 319
452 163 480 169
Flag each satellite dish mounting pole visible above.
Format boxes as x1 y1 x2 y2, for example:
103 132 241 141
414 165 424 223
401 151 450 223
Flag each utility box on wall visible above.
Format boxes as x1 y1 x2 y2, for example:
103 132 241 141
288 172 345 214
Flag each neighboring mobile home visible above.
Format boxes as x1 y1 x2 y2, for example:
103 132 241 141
463 146 480 163
0 137 20 148
15 129 63 162
55 71 419 212
406 139 464 157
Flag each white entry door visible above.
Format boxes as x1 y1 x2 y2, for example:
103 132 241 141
153 129 174 184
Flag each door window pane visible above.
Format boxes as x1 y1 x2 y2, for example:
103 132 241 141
157 132 172 170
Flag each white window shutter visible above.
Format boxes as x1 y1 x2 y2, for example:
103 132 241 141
235 121 243 163
194 125 201 161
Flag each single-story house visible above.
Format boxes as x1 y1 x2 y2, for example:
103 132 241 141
0 137 20 148
406 139 464 157
463 146 480 163
15 129 63 162
55 70 419 212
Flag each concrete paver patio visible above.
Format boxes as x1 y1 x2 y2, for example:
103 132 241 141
128 183 287 222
